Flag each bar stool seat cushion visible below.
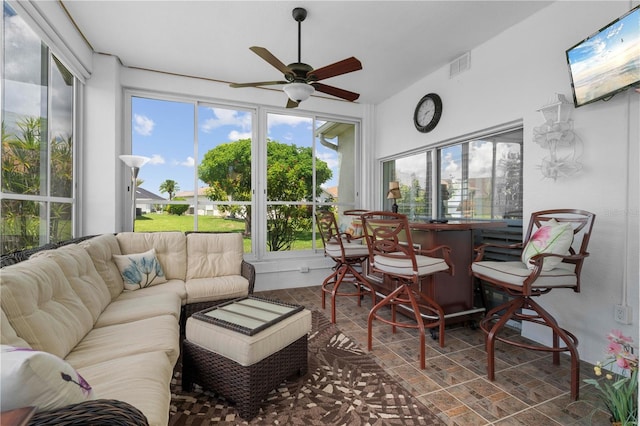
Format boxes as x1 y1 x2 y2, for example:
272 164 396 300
373 253 449 276
324 240 369 258
472 261 577 288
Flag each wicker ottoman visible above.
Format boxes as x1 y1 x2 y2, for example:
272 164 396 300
182 297 311 420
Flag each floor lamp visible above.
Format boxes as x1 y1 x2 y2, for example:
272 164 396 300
119 155 150 231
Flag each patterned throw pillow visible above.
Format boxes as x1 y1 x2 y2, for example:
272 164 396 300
521 219 574 271
113 248 167 291
0 345 94 412
345 219 363 237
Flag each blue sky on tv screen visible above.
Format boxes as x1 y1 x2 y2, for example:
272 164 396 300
567 7 640 104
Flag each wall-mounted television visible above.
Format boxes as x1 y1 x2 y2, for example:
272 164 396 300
565 5 640 108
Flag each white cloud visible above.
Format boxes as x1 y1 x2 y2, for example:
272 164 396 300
200 108 251 133
133 114 155 136
228 130 252 141
4 12 41 83
443 152 460 180
316 151 339 169
147 154 165 165
468 142 493 177
179 156 195 167
267 114 312 130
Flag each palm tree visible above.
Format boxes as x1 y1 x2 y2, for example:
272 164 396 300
159 179 179 200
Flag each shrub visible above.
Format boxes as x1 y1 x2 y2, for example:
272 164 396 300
165 198 189 216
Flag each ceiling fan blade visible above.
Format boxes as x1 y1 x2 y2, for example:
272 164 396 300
307 57 362 81
250 46 293 77
312 83 360 102
286 98 299 109
229 80 288 88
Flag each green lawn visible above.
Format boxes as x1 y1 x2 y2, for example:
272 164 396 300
135 214 317 252
135 213 245 233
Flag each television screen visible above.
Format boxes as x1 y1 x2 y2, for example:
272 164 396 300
566 5 640 108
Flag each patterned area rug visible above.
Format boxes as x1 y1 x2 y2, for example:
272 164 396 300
169 311 444 425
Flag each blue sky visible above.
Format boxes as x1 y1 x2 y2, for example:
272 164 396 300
131 97 337 199
567 7 640 82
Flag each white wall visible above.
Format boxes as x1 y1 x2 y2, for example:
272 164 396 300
374 1 639 365
83 54 123 235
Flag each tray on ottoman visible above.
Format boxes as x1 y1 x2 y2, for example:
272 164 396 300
182 297 311 420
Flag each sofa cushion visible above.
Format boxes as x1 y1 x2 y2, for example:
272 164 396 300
185 276 249 304
64 314 180 369
117 232 187 281
113 248 168 291
186 232 243 279
77 351 173 426
95 292 182 328
1 345 94 413
79 234 124 300
0 258 93 359
114 279 187 305
1 308 30 348
31 244 111 323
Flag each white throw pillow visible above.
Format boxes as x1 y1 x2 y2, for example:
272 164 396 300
521 219 574 271
113 248 167 291
0 345 94 412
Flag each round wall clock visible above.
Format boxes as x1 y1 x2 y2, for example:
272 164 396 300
413 93 443 133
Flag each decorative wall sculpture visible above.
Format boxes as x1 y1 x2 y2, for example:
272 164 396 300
533 94 582 181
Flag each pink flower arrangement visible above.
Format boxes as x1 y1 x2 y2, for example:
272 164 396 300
586 330 638 425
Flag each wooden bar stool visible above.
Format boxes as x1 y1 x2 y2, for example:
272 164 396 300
315 210 375 323
471 209 595 400
361 211 453 369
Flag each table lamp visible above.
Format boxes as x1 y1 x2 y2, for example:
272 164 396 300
387 181 401 213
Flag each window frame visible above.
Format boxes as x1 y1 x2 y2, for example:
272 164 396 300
124 91 362 262
380 121 523 222
1 2 81 253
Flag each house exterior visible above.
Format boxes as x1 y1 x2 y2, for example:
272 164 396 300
135 187 165 215
174 188 221 217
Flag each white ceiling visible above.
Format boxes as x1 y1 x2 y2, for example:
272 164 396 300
61 1 552 105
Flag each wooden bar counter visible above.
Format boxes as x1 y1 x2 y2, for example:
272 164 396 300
364 220 506 322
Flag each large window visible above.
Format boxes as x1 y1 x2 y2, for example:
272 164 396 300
383 127 523 221
1 3 77 254
130 94 359 259
130 96 253 252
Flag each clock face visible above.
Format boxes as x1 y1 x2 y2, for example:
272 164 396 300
416 99 435 126
413 93 442 133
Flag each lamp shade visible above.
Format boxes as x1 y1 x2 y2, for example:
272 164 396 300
283 82 315 102
387 181 401 199
119 155 150 168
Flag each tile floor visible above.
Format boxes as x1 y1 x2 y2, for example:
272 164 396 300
254 285 611 426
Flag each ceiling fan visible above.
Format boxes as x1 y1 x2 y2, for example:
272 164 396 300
229 7 362 109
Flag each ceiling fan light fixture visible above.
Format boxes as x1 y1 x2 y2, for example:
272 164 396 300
283 82 315 102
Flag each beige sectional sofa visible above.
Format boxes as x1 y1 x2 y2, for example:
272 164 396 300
0 231 255 426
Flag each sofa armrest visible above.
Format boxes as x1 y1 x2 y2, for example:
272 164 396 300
28 399 148 426
241 259 256 294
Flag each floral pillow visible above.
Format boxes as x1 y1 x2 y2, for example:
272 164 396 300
521 218 574 271
0 345 94 412
113 248 167 291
